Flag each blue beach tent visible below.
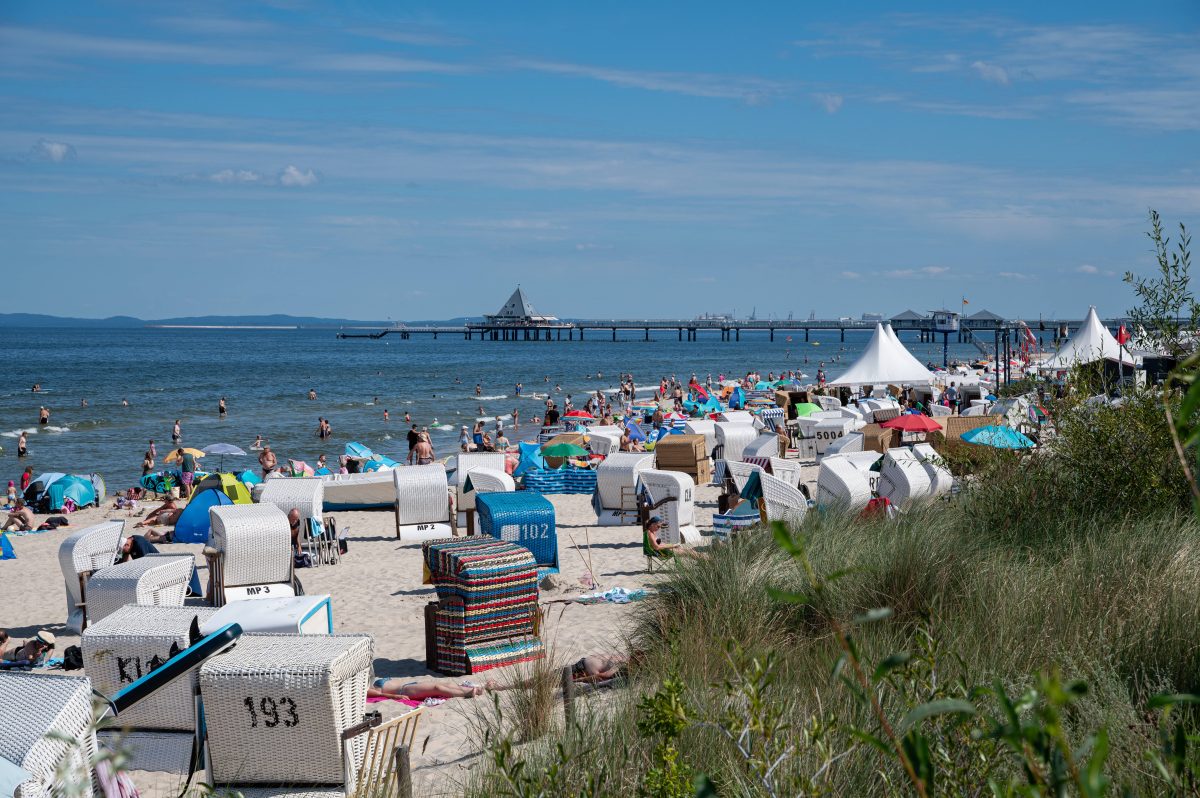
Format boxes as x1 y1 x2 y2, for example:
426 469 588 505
173 488 234 544
961 425 1035 450
47 475 97 510
513 441 546 478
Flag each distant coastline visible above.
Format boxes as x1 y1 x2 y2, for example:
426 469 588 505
0 312 481 329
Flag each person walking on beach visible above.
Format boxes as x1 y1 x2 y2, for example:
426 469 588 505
16 431 27 458
219 397 227 418
172 420 181 443
946 382 959 414
38 406 49 425
259 446 277 476
178 448 196 494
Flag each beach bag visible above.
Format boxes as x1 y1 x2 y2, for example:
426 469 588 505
62 645 84 671
293 551 313 569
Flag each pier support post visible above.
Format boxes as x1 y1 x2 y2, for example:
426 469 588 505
613 328 617 342
644 328 649 342
805 328 809 341
580 328 585 341
769 329 774 342
678 328 682 342
840 328 845 343
736 328 740 342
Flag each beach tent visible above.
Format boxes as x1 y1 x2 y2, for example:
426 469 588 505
729 387 746 409
238 469 262 486
173 488 234 544
46 475 97 510
626 421 648 443
192 472 252 504
829 324 936 387
24 472 65 503
513 441 547 478
1042 306 1135 369
961 425 1035 450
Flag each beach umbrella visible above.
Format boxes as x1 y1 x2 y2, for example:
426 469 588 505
564 410 594 419
961 425 1035 450
202 442 247 471
541 442 589 458
164 447 205 463
881 415 942 433
793 402 823 417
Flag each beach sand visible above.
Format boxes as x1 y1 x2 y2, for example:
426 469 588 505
0 483 725 796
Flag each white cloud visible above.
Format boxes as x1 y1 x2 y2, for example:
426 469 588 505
279 165 318 187
1076 263 1099 274
813 93 844 113
841 270 862 280
209 168 262 184
971 60 1010 85
31 138 76 162
304 53 470 74
921 265 950 275
999 271 1030 280
515 59 788 104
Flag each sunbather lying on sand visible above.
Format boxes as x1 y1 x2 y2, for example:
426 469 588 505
134 498 181 528
570 653 628 683
369 676 499 700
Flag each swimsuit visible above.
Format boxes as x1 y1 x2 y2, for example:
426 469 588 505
417 456 434 465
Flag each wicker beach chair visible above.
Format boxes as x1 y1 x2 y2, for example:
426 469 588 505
0 673 97 798
824 430 864 456
593 452 654 525
637 469 701 545
453 453 508 519
200 634 414 796
768 457 803 488
206 504 295 607
929 404 952 418
759 472 808 529
742 433 780 459
724 461 765 495
714 422 757 463
58 519 125 633
423 539 544 674
260 477 337 566
85 554 194 627
476 491 558 573
877 448 932 508
83 605 218 777
392 464 454 541
816 395 842 411
817 455 873 514
912 443 954 497
683 419 716 453
464 467 515 496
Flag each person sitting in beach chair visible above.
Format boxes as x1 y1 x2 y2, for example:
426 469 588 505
369 675 499 700
643 516 706 563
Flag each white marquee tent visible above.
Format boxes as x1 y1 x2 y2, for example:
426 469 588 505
1042 306 1135 369
828 323 936 386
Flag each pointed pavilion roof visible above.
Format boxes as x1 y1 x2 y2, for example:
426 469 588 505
828 323 936 386
890 309 926 321
1042 306 1135 368
965 309 1005 322
486 286 558 323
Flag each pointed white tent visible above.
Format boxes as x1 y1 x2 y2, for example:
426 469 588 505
828 324 937 386
1042 307 1134 368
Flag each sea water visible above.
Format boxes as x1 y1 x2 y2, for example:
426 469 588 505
0 327 980 490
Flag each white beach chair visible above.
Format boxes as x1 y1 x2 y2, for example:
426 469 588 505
0 673 97 798
260 477 337 566
206 504 295 607
200 633 419 797
58 519 125 633
453 452 508 524
816 395 842 411
593 452 654 525
85 554 194 627
724 460 765 494
877 448 932 508
714 422 756 463
929 404 952 418
768 457 803 488
742 433 781 459
759 472 808 529
638 469 701 545
817 455 873 514
824 431 864 456
814 418 856 454
719 410 754 424
683 419 717 453
912 443 954 497
392 463 454 541
585 427 622 456
83 605 218 778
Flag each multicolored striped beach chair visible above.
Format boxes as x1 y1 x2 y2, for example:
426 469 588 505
422 538 544 675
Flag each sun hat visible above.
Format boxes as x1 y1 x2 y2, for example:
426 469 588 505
35 630 55 647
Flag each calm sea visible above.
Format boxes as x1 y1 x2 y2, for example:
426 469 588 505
0 326 980 491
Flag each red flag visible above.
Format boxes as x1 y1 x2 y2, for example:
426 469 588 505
1116 324 1131 345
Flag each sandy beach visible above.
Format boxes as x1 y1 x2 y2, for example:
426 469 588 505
0 482 726 796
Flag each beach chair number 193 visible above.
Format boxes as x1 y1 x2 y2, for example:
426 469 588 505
243 696 300 728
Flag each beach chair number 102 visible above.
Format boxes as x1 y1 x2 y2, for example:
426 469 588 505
242 696 300 728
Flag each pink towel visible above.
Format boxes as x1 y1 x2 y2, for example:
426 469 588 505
367 695 422 708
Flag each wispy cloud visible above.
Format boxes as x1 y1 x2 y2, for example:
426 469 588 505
209 168 262 184
515 58 788 103
0 25 263 66
841 270 862 280
971 60 1009 85
31 138 76 162
813 93 844 113
348 27 468 47
279 165 318 186
303 53 471 74
1076 263 1098 274
884 265 950 278
155 16 278 36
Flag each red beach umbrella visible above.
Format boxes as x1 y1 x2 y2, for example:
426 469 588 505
880 414 942 433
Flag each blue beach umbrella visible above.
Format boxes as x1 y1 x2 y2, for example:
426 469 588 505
961 425 1035 449
345 441 373 458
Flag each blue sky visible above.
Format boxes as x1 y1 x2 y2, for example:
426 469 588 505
1 1 1197 321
